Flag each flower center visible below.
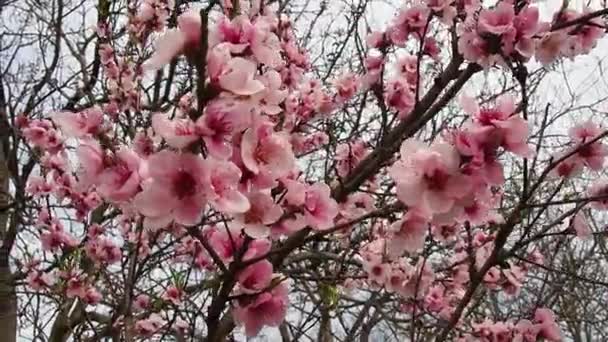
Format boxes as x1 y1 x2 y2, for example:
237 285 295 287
424 168 449 191
173 170 197 199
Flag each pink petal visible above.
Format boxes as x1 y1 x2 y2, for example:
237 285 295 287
144 30 187 71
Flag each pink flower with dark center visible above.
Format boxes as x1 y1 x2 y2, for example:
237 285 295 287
83 287 102 305
152 113 198 149
135 313 166 337
237 260 273 294
241 119 295 179
134 151 208 227
301 183 339 231
390 139 471 217
96 148 142 202
232 281 289 337
163 285 184 305
205 158 250 214
235 191 282 238
133 294 151 311
195 99 251 158
478 2 515 36
387 211 428 257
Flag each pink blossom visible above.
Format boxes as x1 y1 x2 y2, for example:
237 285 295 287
587 180 608 210
195 99 251 158
567 121 607 170
332 72 360 103
152 113 198 149
218 57 265 96
75 138 104 189
391 5 430 45
387 211 428 256
21 119 64 153
340 192 375 219
457 30 493 67
461 95 532 157
134 151 208 227
385 76 415 118
207 226 244 263
390 139 471 217
83 287 102 305
163 285 183 305
534 308 562 341
572 212 592 239
96 148 142 202
513 6 540 58
301 183 339 230
51 106 104 138
513 319 539 342
135 313 166 337
65 276 86 298
363 257 390 286
40 224 79 252
233 281 289 337
424 285 446 312
144 9 202 70
237 260 274 293
478 2 515 36
366 31 386 49
133 294 151 310
85 236 122 264
205 158 250 213
235 191 282 238
251 70 287 115
27 271 56 290
241 120 295 179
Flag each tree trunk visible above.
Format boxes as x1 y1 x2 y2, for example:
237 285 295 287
0 134 16 342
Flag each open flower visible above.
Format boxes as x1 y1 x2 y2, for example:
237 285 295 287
134 151 208 227
233 281 289 337
390 139 471 217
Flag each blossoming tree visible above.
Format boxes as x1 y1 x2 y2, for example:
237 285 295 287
2 0 608 340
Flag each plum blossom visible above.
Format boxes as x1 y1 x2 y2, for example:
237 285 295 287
390 139 471 217
205 158 250 213
387 211 428 256
163 285 184 305
95 148 142 202
459 94 532 158
135 313 166 337
301 183 339 230
572 211 592 239
144 9 202 70
152 113 198 149
195 99 251 158
40 222 78 252
51 106 104 138
241 119 295 179
134 151 208 227
332 72 360 103
234 191 282 238
237 260 274 293
217 57 266 96
534 308 562 341
233 281 289 337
